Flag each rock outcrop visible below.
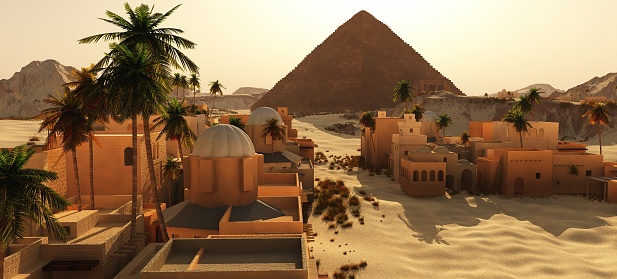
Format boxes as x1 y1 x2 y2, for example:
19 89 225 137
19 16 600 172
515 83 564 98
231 87 269 97
551 73 617 100
252 10 463 113
0 60 75 118
201 94 261 110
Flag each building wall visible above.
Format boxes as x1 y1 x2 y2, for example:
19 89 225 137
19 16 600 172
399 159 446 196
361 117 402 167
552 154 604 194
246 124 288 154
497 149 553 197
4 237 48 279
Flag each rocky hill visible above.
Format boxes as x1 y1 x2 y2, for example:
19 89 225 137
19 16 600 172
231 87 268 97
391 93 616 141
550 73 617 100
515 83 563 97
200 94 261 110
0 60 75 118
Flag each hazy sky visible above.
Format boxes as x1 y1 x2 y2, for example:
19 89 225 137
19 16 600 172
2 1 616 96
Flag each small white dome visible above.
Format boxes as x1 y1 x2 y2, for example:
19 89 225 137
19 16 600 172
458 159 472 165
422 111 438 123
192 124 255 158
433 146 450 154
415 146 432 154
247 107 283 126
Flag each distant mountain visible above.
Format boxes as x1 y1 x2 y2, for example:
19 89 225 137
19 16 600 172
231 87 269 97
552 73 617 100
0 59 75 118
515 83 564 98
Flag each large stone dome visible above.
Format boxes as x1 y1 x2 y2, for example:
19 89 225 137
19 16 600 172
192 124 255 158
247 107 283 126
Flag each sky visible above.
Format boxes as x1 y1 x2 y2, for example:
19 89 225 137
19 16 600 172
1 0 616 96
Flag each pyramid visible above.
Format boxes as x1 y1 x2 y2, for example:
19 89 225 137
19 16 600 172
251 10 463 113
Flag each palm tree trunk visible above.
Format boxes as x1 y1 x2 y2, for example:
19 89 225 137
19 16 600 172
89 138 95 210
143 115 170 242
193 88 196 106
175 87 178 99
72 149 82 211
129 114 138 244
177 140 185 203
211 95 217 114
598 124 602 155
519 132 524 148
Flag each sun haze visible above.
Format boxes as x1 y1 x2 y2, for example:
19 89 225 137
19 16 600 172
1 0 616 95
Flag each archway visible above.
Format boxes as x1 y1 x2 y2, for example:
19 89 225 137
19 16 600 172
461 169 473 191
477 171 483 193
421 170 427 181
429 170 436 181
446 175 454 191
514 177 524 196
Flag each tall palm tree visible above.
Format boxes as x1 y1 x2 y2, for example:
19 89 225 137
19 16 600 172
410 104 425 122
153 98 196 169
36 90 93 211
459 131 471 160
64 65 108 210
189 73 200 106
0 145 70 278
513 94 533 115
261 118 286 154
568 165 579 195
98 43 171 243
502 109 532 148
436 114 452 139
82 2 198 243
172 73 182 99
582 102 611 155
180 75 189 101
527 87 543 105
78 3 199 73
162 156 182 206
209 80 225 113
228 116 246 132
392 80 414 111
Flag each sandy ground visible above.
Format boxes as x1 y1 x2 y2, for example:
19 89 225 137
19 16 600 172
295 114 617 279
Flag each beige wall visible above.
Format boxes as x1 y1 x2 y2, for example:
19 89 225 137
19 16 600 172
26 148 67 197
552 153 604 194
246 124 288 154
399 159 446 196
361 117 403 167
4 237 48 279
496 148 553 197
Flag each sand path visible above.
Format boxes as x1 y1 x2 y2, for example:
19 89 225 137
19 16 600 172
296 114 617 279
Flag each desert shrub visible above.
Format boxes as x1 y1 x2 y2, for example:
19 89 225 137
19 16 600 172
333 271 346 279
341 221 353 228
359 261 368 267
358 190 367 196
336 213 349 224
29 135 40 141
328 223 336 229
372 201 380 207
351 210 360 217
348 196 360 206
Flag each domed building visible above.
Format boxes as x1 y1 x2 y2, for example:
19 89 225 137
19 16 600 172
164 124 303 238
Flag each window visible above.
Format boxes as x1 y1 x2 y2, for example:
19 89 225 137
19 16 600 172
124 147 133 166
404 151 409 156
409 128 413 133
429 170 436 181
586 170 592 176
438 170 444 181
421 170 427 181
536 173 541 179
413 171 419 181
443 157 447 162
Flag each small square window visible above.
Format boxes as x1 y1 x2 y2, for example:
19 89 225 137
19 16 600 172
404 151 409 156
536 173 541 179
586 170 592 176
443 158 447 162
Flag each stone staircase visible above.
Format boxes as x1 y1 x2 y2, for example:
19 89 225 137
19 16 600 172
303 223 315 242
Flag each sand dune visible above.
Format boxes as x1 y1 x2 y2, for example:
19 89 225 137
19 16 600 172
296 114 617 278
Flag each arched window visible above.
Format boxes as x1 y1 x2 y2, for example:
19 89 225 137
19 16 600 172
421 170 427 181
538 128 545 138
430 170 436 181
438 170 444 181
413 171 419 182
124 147 133 166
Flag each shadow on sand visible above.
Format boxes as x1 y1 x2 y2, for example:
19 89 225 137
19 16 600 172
293 114 360 140
356 172 615 244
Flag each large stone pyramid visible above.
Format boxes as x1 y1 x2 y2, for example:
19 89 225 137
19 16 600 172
252 10 463 113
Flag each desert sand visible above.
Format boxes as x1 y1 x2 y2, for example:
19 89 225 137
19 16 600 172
296 114 617 278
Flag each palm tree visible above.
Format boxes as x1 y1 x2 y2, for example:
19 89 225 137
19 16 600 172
502 109 532 148
392 80 414 111
64 65 108 210
410 104 425 122
180 75 189 101
568 165 579 195
209 80 225 113
153 99 196 169
0 145 70 277
36 90 93 211
527 87 543 105
459 131 471 160
513 94 533 115
359 111 375 167
97 43 171 243
78 3 199 73
228 116 246 132
261 118 286 154
172 73 182 99
582 102 611 155
162 156 182 206
436 114 452 139
189 73 200 106
82 2 198 243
